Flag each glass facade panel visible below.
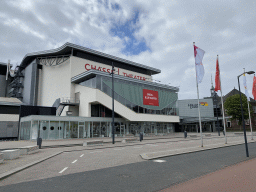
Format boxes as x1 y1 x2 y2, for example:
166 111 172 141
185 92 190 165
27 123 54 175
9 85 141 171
40 121 49 140
59 121 65 139
21 121 31 140
70 121 78 138
49 121 59 140
65 121 71 139
31 121 38 140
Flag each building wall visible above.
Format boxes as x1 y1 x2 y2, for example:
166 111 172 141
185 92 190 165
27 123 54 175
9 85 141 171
178 99 214 117
0 114 19 138
0 75 7 97
70 56 152 82
37 58 71 107
23 62 33 105
225 101 256 131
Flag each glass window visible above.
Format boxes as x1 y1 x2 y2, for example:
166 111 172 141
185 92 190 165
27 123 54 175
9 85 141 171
59 121 65 139
49 121 59 140
31 121 38 140
40 121 49 140
70 121 78 138
65 121 71 139
21 121 31 140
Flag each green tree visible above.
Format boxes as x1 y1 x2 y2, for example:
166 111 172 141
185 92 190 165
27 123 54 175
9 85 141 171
224 94 252 126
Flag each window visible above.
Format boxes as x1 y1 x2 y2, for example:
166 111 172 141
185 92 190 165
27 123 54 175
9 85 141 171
50 126 54 130
43 126 47 130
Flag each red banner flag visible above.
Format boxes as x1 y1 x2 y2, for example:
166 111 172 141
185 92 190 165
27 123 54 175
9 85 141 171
214 57 220 91
252 75 256 100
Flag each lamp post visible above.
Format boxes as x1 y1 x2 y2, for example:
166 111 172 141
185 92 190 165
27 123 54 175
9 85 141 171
237 70 255 157
111 62 115 144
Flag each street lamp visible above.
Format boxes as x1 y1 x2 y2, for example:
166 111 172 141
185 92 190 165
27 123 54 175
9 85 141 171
237 70 255 157
110 62 115 144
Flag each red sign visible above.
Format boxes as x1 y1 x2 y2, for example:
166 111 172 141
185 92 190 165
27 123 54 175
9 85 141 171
143 89 159 106
85 63 146 81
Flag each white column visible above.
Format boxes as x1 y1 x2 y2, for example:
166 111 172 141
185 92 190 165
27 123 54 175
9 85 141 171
88 122 90 138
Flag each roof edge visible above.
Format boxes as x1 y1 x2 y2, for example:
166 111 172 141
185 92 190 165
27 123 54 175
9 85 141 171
19 42 161 74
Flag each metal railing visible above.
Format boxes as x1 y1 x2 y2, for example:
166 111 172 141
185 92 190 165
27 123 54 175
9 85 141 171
101 82 178 116
60 97 80 104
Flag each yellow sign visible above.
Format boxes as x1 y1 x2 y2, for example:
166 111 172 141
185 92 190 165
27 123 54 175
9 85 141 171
200 102 208 106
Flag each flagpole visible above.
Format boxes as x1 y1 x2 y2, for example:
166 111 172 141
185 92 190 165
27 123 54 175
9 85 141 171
6 60 10 80
244 68 253 140
218 55 227 144
247 101 253 140
193 42 203 147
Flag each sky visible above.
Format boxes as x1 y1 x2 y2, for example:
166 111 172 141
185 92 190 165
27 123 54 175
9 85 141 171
0 0 255 100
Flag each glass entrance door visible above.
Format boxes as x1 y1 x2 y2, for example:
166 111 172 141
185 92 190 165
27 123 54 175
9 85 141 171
78 122 85 138
78 125 84 138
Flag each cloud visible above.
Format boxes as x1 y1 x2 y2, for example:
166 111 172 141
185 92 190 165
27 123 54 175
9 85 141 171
0 0 256 99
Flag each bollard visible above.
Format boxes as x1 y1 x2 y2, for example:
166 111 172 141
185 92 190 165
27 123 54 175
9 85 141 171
184 131 187 138
37 137 42 149
139 132 143 142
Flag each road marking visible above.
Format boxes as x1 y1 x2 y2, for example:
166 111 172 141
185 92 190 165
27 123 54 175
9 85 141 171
165 143 171 145
146 144 158 147
114 148 124 150
134 146 143 148
153 160 166 163
80 154 84 157
59 167 68 173
72 160 77 164
90 151 103 153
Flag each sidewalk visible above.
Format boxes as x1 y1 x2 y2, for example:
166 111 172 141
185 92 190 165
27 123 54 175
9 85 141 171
0 132 255 181
161 157 256 192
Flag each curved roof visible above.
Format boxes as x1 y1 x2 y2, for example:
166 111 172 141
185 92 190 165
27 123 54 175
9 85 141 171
19 42 161 75
71 69 179 92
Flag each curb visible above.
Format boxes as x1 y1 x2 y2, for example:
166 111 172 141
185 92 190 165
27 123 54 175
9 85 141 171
0 151 63 181
140 140 256 160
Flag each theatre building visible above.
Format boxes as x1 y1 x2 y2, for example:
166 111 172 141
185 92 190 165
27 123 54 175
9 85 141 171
8 42 179 140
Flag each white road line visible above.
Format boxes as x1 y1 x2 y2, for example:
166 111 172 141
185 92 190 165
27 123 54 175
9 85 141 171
134 146 143 148
80 154 84 157
59 167 68 173
72 160 77 164
146 144 158 147
90 151 103 153
114 148 124 150
153 160 166 163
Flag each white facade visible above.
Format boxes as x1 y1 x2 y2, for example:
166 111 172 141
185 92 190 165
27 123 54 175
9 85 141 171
15 43 180 139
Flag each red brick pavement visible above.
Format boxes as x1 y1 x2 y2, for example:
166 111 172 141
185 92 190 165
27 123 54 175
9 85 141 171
160 158 256 192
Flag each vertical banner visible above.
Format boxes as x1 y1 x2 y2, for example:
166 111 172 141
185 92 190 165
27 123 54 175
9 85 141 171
143 89 159 106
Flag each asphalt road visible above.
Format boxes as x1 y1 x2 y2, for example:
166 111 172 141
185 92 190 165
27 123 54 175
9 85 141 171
1 140 256 192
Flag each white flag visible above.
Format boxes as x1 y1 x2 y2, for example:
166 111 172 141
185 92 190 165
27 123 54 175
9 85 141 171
243 73 250 101
194 45 205 84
